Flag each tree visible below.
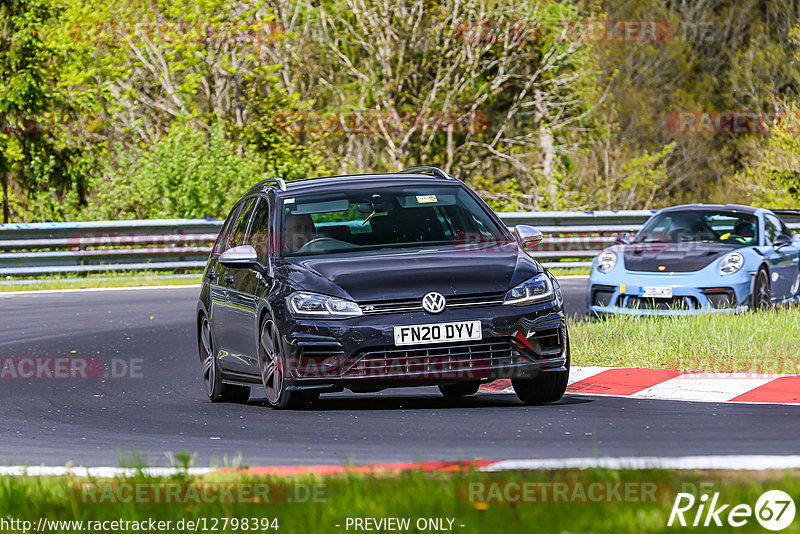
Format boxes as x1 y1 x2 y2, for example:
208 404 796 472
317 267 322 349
264 0 598 209
577 0 800 207
0 0 84 223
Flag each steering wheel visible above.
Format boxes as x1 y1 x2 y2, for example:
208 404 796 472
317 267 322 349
297 237 338 251
720 232 752 244
297 237 357 253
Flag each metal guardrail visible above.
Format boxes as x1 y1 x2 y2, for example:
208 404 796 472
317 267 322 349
1 211 799 276
0 219 220 276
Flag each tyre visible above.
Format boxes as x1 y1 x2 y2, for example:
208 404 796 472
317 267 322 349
751 268 771 310
258 318 316 409
198 315 251 403
511 335 570 405
438 381 481 398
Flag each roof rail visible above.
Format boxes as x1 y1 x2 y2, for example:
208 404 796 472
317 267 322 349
397 166 455 180
254 177 287 191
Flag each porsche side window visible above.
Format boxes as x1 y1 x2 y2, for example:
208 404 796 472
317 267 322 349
777 217 793 238
765 215 780 245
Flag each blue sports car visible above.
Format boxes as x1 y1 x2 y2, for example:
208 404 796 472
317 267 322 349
588 204 800 315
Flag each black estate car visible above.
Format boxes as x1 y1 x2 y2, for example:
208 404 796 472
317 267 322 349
196 167 570 408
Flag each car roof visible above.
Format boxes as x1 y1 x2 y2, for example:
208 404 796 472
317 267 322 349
248 173 462 196
658 203 761 215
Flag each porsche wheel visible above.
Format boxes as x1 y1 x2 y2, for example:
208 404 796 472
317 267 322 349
751 268 771 310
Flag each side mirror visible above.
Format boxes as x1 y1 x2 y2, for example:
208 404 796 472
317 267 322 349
514 225 544 249
774 234 792 247
616 232 632 245
219 245 259 268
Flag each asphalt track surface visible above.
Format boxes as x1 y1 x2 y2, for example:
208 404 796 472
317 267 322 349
1 279 798 467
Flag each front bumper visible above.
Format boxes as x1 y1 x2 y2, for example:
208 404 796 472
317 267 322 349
278 300 568 392
588 270 752 316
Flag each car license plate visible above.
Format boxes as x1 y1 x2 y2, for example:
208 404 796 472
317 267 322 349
394 321 482 346
640 286 673 298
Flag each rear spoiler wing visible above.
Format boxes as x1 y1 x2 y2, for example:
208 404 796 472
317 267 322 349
771 210 800 233
771 209 800 217
771 209 800 224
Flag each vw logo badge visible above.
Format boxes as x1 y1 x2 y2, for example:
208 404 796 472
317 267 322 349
422 292 446 314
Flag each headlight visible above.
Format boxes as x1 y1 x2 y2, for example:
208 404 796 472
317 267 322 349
718 252 744 275
503 273 554 306
596 250 617 273
287 292 363 319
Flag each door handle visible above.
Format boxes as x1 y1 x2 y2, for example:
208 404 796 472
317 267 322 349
223 275 235 285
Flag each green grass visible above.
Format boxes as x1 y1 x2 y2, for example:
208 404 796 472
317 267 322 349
0 270 202 292
549 266 591 277
570 307 800 374
0 468 797 533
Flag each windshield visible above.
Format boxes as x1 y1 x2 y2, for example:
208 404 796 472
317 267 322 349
635 210 758 245
280 185 510 256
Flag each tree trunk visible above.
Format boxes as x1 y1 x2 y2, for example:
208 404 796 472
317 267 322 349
1 171 8 224
539 123 557 203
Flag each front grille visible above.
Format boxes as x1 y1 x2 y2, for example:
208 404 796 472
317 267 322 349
622 295 698 310
359 292 506 315
342 338 521 378
297 342 345 358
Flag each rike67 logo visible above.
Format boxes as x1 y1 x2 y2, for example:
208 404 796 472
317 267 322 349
668 490 796 530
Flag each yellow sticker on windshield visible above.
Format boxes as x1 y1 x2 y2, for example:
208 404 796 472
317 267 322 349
416 195 438 204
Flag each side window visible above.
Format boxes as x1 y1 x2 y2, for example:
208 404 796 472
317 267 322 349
765 215 781 244
211 204 242 255
229 197 258 248
246 197 272 260
779 218 793 238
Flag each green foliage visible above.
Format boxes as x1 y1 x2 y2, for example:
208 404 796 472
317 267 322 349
39 0 320 221
5 0 800 221
87 124 271 220
724 113 800 208
613 142 676 209
281 0 597 208
0 0 88 223
469 176 525 212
